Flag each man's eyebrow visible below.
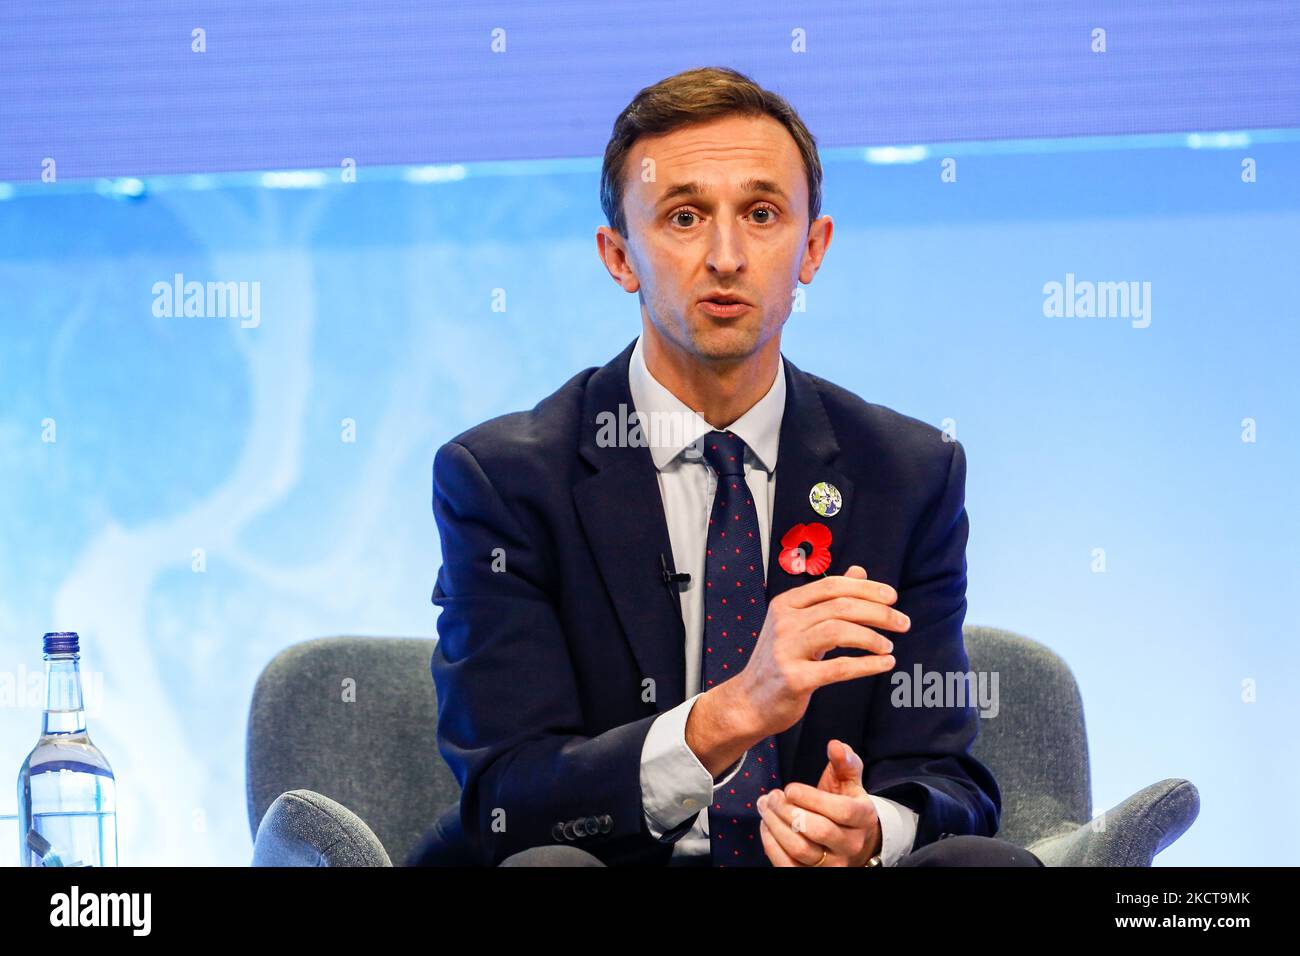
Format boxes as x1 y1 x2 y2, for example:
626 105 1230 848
655 178 790 206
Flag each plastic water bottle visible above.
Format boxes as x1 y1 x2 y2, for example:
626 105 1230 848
16 632 118 867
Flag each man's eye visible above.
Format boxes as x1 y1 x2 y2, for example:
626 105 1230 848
670 206 776 227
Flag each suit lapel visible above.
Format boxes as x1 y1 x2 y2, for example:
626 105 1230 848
765 356 855 783
574 339 688 713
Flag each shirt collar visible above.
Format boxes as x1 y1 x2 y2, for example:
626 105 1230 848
628 333 785 473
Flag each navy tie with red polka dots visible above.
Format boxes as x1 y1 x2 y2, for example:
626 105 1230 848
700 429 781 867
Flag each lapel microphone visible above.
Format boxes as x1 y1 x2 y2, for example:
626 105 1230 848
660 553 691 586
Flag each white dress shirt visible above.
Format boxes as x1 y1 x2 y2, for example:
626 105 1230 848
630 334 920 865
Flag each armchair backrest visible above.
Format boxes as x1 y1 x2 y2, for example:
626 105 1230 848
246 636 456 867
963 624 1092 847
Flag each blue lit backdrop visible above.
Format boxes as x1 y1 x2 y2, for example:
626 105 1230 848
1 1 1297 866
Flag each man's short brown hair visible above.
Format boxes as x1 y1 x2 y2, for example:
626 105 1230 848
600 66 823 238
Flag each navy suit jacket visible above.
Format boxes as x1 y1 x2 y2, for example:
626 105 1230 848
416 337 1000 867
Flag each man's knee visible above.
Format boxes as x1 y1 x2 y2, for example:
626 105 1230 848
895 834 1043 867
498 845 607 867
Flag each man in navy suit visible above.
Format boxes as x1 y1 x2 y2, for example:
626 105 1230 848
415 66 1041 868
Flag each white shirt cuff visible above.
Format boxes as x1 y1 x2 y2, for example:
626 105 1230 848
640 692 748 839
870 794 920 866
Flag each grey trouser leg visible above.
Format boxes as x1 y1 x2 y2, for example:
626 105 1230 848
896 834 1044 867
498 845 607 866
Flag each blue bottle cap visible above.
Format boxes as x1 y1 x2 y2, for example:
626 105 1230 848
42 632 80 655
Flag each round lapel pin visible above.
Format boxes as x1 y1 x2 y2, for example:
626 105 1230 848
808 481 842 517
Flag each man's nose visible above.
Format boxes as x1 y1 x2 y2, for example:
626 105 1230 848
706 220 746 272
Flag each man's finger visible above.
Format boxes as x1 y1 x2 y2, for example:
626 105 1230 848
828 739 864 786
805 591 908 634
805 650 898 686
785 573 899 610
756 792 833 865
800 619 896 661
782 781 874 830
759 819 799 867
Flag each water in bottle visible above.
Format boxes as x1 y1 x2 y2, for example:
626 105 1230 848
16 632 118 866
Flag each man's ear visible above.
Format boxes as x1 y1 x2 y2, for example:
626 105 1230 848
596 225 641 293
799 214 833 285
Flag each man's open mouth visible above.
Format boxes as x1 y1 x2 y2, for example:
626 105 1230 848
699 299 751 316
699 294 752 314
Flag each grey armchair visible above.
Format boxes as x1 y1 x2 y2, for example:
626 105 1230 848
246 626 1199 866
963 625 1199 865
246 636 461 867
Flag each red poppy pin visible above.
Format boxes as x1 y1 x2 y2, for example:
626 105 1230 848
778 522 833 576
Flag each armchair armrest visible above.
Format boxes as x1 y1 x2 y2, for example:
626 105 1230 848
1027 778 1200 867
252 789 392 867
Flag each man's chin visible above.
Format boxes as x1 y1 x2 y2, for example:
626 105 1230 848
683 323 766 362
